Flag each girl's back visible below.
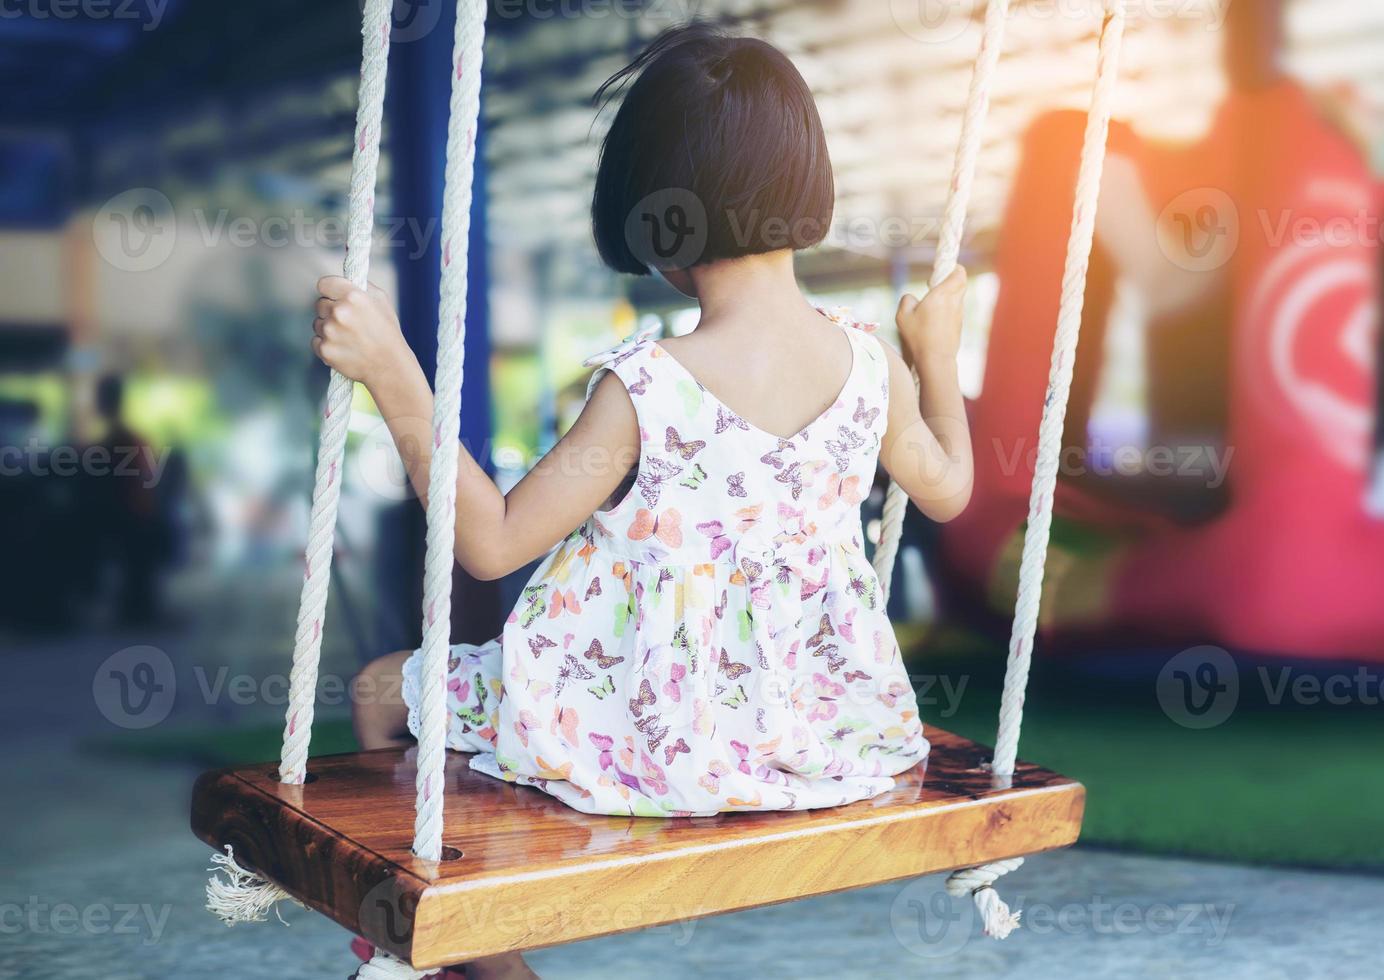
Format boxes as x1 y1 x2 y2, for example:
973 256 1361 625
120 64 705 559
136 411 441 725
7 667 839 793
657 301 856 443
426 304 927 817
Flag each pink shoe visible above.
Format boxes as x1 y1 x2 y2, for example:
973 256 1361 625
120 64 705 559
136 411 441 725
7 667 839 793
350 937 465 979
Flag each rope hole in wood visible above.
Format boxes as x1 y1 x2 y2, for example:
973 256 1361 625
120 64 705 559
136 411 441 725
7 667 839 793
273 770 320 785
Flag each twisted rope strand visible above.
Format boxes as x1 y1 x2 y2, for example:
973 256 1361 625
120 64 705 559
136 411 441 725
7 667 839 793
944 3 1125 937
413 0 487 863
990 3 1125 778
873 0 1012 597
354 950 431 980
280 0 393 785
945 857 1025 938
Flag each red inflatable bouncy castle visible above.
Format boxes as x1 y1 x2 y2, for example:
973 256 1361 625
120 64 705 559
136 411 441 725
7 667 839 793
939 83 1384 660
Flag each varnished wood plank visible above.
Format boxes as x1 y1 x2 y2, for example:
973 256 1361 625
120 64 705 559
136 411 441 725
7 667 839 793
191 726 1084 968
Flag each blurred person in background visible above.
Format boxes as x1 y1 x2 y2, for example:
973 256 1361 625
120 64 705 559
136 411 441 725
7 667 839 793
938 0 1384 659
90 374 186 627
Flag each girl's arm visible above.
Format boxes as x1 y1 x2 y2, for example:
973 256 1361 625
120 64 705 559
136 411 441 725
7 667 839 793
879 268 975 523
313 276 638 580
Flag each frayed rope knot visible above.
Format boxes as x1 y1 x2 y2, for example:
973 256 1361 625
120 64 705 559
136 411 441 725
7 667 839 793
205 845 300 926
944 857 1025 940
354 951 433 980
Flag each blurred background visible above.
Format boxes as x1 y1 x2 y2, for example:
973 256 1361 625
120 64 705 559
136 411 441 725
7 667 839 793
2 1 1382 977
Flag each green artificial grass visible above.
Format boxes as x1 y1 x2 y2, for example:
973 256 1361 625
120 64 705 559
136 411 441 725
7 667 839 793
94 643 1384 871
897 624 1384 869
938 693 1384 871
93 716 360 770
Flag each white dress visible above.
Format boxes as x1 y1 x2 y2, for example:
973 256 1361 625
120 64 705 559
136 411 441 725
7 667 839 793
402 313 928 816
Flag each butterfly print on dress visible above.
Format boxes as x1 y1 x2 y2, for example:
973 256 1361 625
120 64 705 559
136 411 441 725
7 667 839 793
760 438 795 469
721 685 749 708
663 737 692 766
818 473 863 510
628 678 657 717
852 396 879 427
671 622 697 673
665 426 706 461
696 519 733 560
555 653 595 693
583 639 624 670
635 714 670 752
806 613 835 649
715 406 750 434
813 643 847 674
825 425 865 472
718 648 751 680
679 463 707 490
848 570 879 610
517 583 547 627
635 456 682 508
628 507 683 548
547 588 580 618
627 366 653 395
775 461 809 500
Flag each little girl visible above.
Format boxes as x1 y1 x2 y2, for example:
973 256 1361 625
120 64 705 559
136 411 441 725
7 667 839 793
315 23 970 973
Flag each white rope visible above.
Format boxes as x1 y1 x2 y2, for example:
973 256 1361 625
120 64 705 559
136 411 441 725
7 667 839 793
869 0 1018 936
354 951 433 980
205 845 298 926
208 0 392 932
927 2 1126 936
280 0 394 785
945 857 1025 939
990 1 1125 778
872 0 1011 596
413 0 487 863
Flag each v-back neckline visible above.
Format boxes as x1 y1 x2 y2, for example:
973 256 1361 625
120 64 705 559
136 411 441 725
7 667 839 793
651 324 859 444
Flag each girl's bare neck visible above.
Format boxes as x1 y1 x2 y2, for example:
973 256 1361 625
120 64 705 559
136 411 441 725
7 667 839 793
687 250 818 334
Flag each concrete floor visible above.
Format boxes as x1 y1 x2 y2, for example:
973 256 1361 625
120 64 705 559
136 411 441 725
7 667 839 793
4 600 1383 979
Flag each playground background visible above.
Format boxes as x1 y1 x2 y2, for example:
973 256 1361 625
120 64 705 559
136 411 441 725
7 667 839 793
2 2 1382 977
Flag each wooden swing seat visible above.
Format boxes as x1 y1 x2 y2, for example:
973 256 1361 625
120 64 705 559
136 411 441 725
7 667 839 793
191 725 1083 969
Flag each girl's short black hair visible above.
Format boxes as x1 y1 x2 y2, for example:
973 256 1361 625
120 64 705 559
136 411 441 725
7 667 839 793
591 24 835 275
